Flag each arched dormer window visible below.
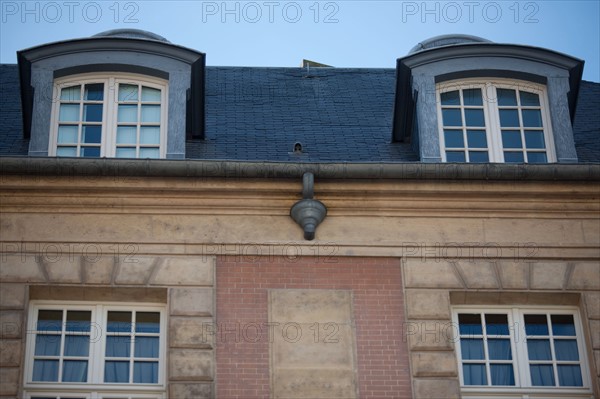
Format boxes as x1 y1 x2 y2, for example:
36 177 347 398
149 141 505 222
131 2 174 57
437 79 556 163
49 73 168 158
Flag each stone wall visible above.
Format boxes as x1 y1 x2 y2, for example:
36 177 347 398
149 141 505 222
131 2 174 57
0 253 216 399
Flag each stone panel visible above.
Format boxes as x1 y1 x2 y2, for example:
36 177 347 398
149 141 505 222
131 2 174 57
403 260 463 288
44 256 82 283
585 292 600 319
269 289 357 399
170 288 214 316
456 261 499 289
496 261 529 289
405 320 455 351
151 257 214 286
590 320 600 350
0 340 21 366
0 255 46 283
83 256 114 284
0 311 23 339
170 317 214 348
412 378 460 399
594 350 600 377
114 257 156 285
0 367 19 395
568 262 600 290
406 290 450 319
269 289 353 323
169 383 213 399
0 284 26 309
530 262 568 290
272 369 357 399
411 351 458 377
169 348 213 380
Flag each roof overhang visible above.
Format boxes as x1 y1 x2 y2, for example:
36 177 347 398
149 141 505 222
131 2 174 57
392 43 585 142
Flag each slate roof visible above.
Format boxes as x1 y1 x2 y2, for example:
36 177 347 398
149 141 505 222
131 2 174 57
1 64 598 163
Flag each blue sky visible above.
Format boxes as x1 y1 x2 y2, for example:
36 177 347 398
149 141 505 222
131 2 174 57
1 1 599 81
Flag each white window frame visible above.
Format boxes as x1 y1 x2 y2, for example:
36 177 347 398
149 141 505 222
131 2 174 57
437 78 557 163
452 306 594 399
24 301 167 399
48 73 168 159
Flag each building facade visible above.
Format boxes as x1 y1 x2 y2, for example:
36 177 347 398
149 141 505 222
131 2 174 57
0 31 599 399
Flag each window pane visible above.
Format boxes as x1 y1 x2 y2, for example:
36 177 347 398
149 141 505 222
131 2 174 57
66 311 91 332
501 130 522 149
458 314 482 335
116 147 137 158
119 84 138 101
522 109 543 127
59 104 80 122
491 364 515 386
118 104 138 122
552 315 576 336
35 335 61 356
497 89 517 106
446 151 466 162
135 337 159 358
56 147 77 157
106 336 131 357
525 315 549 335
488 339 512 360
37 310 62 331
107 311 132 332
523 131 545 150
82 126 102 144
558 365 583 386
527 152 547 163
504 151 524 163
444 130 464 148
440 91 460 105
527 339 552 360
60 85 81 101
83 104 103 122
467 130 487 148
139 148 160 159
64 335 90 356
136 312 160 333
463 89 483 106
84 83 104 101
104 361 130 383
465 109 485 127
117 126 137 144
80 147 101 158
530 364 555 386
140 127 160 145
141 105 161 123
57 126 78 143
33 360 59 381
499 110 519 127
461 339 485 360
133 361 158 383
442 109 462 126
485 314 509 336
520 91 540 106
468 151 489 163
555 340 579 361
142 86 161 102
62 360 88 382
463 364 487 385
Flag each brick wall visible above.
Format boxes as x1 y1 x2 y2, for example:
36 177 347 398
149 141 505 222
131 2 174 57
216 256 412 399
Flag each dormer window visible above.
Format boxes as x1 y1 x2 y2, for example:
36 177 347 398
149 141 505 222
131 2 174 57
437 79 556 163
49 73 167 158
